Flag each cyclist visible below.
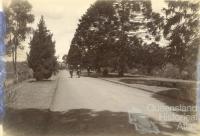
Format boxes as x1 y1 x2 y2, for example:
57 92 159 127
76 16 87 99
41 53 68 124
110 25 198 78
77 65 81 78
69 65 74 78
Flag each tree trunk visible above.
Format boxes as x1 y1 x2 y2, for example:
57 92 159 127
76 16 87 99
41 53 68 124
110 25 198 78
87 67 90 76
147 67 152 75
179 66 184 77
118 70 124 77
12 49 15 73
102 68 109 77
14 46 17 75
118 65 124 77
13 41 18 81
118 2 126 78
96 66 101 74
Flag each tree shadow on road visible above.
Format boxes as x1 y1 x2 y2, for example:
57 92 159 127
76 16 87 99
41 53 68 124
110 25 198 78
3 108 197 136
152 90 196 116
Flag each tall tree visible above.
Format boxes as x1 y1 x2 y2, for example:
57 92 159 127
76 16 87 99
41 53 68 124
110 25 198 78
67 44 82 66
68 0 116 72
163 1 200 73
112 0 131 76
113 0 164 76
28 16 57 81
5 0 34 76
68 0 165 76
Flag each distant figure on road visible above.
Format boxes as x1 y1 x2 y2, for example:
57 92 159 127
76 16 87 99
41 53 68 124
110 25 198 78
87 66 90 76
69 65 74 78
76 65 81 78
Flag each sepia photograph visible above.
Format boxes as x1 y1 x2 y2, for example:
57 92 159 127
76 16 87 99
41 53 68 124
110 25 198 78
0 0 200 136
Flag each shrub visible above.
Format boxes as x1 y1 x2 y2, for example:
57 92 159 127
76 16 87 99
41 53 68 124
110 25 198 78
102 68 109 77
162 63 180 79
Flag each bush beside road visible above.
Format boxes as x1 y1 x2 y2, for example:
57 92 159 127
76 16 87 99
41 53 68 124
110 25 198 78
5 61 33 88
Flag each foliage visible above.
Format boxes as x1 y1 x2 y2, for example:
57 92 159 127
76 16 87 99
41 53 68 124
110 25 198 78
68 0 116 71
62 54 68 64
67 0 199 79
140 42 166 74
68 0 165 76
5 0 34 74
27 17 58 81
163 1 200 73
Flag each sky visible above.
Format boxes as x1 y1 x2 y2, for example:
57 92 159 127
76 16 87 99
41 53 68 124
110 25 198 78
30 0 98 61
0 0 2 11
2 0 166 61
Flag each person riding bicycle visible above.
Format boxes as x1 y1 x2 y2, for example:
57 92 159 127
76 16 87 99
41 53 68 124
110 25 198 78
77 65 81 78
69 65 74 78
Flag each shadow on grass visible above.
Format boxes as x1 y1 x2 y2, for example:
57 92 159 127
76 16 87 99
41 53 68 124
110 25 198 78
81 72 145 78
120 78 196 111
3 108 197 136
28 79 53 83
152 91 196 116
119 78 178 87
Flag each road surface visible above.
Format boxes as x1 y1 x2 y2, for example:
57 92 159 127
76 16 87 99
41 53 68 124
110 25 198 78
48 71 196 135
4 70 198 136
52 71 168 115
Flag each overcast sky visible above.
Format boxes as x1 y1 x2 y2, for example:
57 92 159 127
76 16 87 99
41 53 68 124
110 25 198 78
2 0 166 61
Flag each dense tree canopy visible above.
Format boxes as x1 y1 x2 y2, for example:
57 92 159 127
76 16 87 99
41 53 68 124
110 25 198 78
67 0 199 78
163 1 200 73
68 0 117 71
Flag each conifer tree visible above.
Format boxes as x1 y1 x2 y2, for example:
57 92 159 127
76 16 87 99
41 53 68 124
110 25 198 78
28 16 58 81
